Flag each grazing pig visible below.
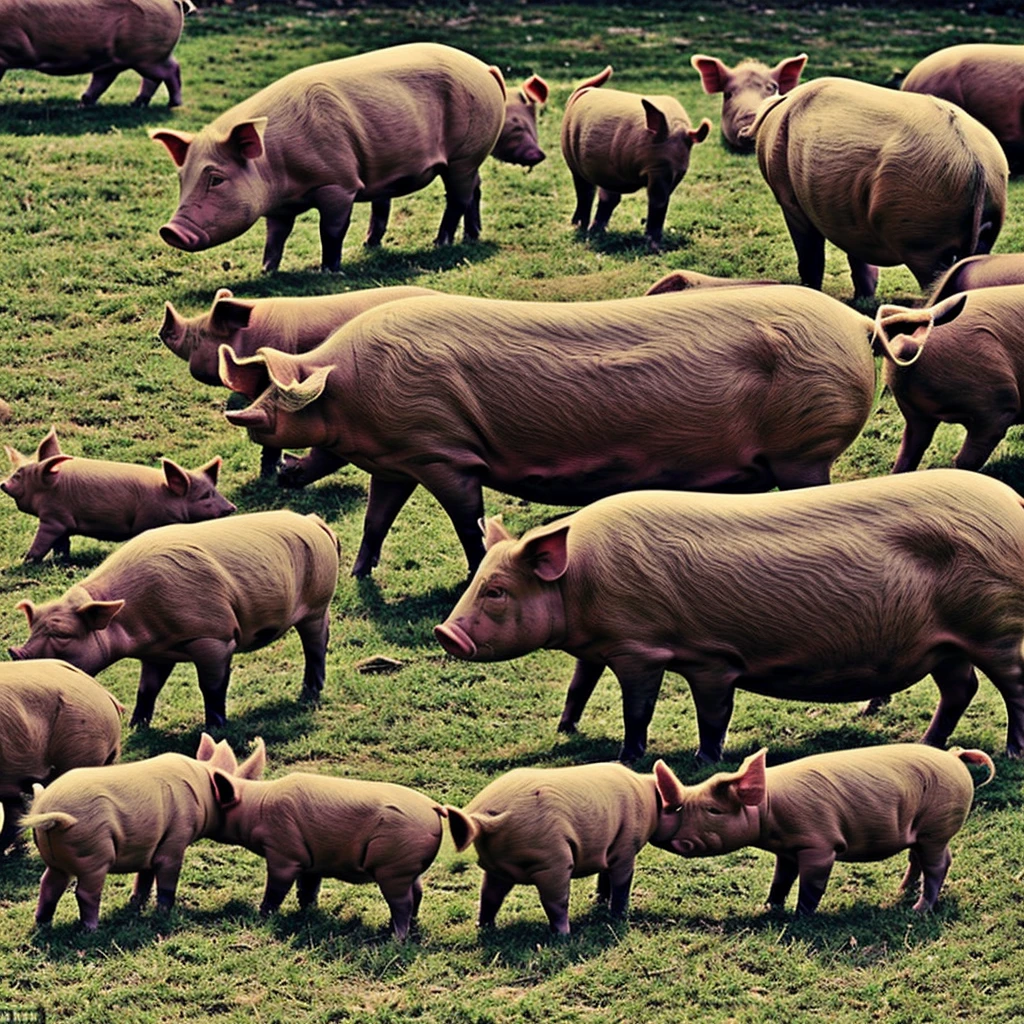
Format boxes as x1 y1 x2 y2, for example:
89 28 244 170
645 269 778 294
1 427 235 562
9 510 339 728
927 253 1024 303
561 67 711 250
901 44 1024 174
690 52 807 151
151 42 507 272
492 74 549 167
0 0 192 107
654 745 994 914
218 286 878 578
746 77 1008 298
435 469 1024 764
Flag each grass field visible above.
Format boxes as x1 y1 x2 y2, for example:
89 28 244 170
2 2 1024 1022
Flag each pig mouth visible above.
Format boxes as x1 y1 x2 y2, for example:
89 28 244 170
159 218 212 252
434 622 478 659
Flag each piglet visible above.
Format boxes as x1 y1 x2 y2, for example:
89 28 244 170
492 74 549 167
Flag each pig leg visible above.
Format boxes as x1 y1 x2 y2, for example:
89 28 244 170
153 851 187 913
533 864 574 935
435 166 481 246
782 211 825 291
24 520 71 562
643 180 672 251
262 212 298 273
131 869 156 908
130 74 162 108
769 457 832 490
260 445 283 478
687 673 738 765
80 66 121 106
311 184 357 271
277 448 347 489
411 467 488 575
295 609 329 703
379 878 419 940
296 872 322 910
35 866 70 925
767 855 800 909
794 848 836 915
558 659 606 734
180 638 236 727
260 861 299 915
570 173 596 231
591 189 621 234
953 409 1019 471
602 860 636 919
922 657 979 749
478 872 514 928
74 871 107 931
608 658 667 764
464 183 483 240
981 657 1024 757
848 256 879 299
352 476 418 577
892 415 939 473
130 661 175 727
911 844 952 912
365 200 391 247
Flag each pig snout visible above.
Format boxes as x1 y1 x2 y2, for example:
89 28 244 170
159 218 210 252
434 621 477 659
511 146 546 167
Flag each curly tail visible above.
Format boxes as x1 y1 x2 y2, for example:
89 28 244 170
951 747 996 787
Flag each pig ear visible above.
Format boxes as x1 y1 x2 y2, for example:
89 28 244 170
642 99 669 142
160 303 189 357
214 287 234 301
210 298 255 334
219 346 270 399
773 53 808 94
5 445 28 470
654 759 687 810
15 599 36 626
150 128 195 168
689 118 712 144
446 806 481 852
39 454 74 485
519 522 570 582
732 748 767 806
161 458 192 497
646 271 690 295
196 732 217 761
224 118 268 161
929 291 969 327
237 737 266 780
482 515 513 550
210 769 241 809
521 74 549 105
75 599 125 632
37 428 62 460
691 54 730 94
270 364 332 413
198 455 222 485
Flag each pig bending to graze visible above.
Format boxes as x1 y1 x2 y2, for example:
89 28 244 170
151 42 506 273
561 66 711 251
655 745 994 915
0 0 192 107
645 269 779 294
492 74 549 167
927 253 1024 304
746 77 1008 298
1 427 234 562
9 510 339 728
218 286 877 578
435 468 1024 764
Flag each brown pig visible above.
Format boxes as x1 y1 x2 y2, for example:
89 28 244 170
435 469 1024 764
151 42 507 272
492 74 549 167
926 253 1024 303
746 77 1008 298
217 286 879 578
9 510 340 728
1 427 235 562
645 269 778 294
561 67 711 251
654 745 994 914
0 0 192 107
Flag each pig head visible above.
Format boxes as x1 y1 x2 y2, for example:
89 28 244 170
492 74 549 166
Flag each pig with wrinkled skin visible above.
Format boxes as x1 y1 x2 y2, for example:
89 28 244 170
561 67 711 251
435 469 1024 764
492 74 549 167
926 253 1024 303
690 52 807 151
151 42 506 273
21 732 258 930
645 269 779 294
655 745 993 914
746 77 1008 298
218 286 879 578
901 44 1024 174
1 427 234 562
9 510 339 728
0 0 192 107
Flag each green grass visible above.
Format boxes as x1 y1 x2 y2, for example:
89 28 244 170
2 2 1024 1022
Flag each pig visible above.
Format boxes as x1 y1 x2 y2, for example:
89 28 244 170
21 732 260 930
645 269 778 294
9 510 340 728
0 659 122 850
217 286 880 579
492 74 549 167
0 0 192 107
901 44 1024 174
654 745 994 914
745 77 1008 298
1 427 235 562
0 399 10 422
690 52 807 151
151 42 507 273
561 66 711 251
926 253 1024 303
435 468 1024 764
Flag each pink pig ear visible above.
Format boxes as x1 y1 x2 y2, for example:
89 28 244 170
225 118 268 161
5 445 28 470
482 515 512 550
237 737 266 780
210 298 255 334
654 759 687 809
522 74 549 105
219 345 270 399
691 54 731 94
196 732 218 761
210 769 241 809
773 53 808 94
74 599 125 632
199 456 222 485
150 128 195 167
15 599 36 626
642 99 669 142
690 118 712 144
39 454 74 485
733 748 768 806
520 522 570 582
161 458 192 497
37 427 62 461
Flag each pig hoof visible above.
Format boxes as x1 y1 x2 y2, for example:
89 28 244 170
129 713 151 729
298 687 321 706
694 749 720 767
556 720 579 735
131 97 151 109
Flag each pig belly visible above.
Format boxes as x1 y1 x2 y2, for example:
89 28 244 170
357 165 447 202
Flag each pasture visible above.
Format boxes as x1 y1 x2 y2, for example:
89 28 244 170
2 2 1024 1021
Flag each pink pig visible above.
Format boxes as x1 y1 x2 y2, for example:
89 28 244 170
492 74 549 167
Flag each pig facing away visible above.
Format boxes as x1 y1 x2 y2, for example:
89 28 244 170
9 510 340 728
435 469 1024 764
927 253 1024 304
151 42 507 272
1 427 234 562
492 74 549 167
746 77 1008 298
561 66 711 251
0 0 191 106
655 745 994 914
219 286 878 579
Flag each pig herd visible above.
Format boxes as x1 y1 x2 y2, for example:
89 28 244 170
2 20 1024 939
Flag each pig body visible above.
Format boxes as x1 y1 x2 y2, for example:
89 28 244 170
1 428 234 561
436 469 1024 764
748 77 1008 298
561 67 711 250
9 510 340 728
0 0 190 106
927 253 1024 303
218 286 878 578
152 42 507 272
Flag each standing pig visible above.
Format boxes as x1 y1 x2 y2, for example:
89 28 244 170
8 510 339 728
2 427 235 562
151 42 507 272
746 77 1008 298
217 286 879 578
435 469 1024 763
654 745 994 914
926 253 1024 303
0 0 192 106
561 66 711 251
492 74 549 167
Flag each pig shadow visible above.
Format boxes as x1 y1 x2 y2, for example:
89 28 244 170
469 733 625 775
0 838 45 903
0 102 165 137
353 579 466 642
225 476 365 523
473 906 631 961
978 458 1024 496
577 229 689 259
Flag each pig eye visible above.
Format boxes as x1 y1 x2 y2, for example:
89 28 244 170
208 172 226 188
723 90 733 100
482 584 506 600
765 81 779 95
706 805 724 815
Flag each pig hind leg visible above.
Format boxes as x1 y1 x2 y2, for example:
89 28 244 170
953 403 1020 471
35 866 71 924
352 476 418 577
478 872 514 928
378 875 423 940
907 843 952 912
365 199 391 247
80 66 122 106
74 870 108 930
892 412 940 473
533 863 574 935
295 608 330 704
591 188 621 234
570 173 596 231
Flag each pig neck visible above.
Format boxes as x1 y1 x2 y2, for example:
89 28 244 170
217 777 275 852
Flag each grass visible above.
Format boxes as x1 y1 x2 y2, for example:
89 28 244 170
2 1 1024 1022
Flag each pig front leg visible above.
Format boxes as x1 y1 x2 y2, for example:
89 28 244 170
365 199 391 247
259 445 283 478
413 466 488 576
24 519 71 563
782 210 826 291
794 847 837 915
130 661 175 728
295 608 329 704
153 849 188 914
311 184 356 271
891 413 940 473
435 163 481 245
259 861 299 916
922 657 979 749
131 869 156 908
296 871 322 910
848 256 879 299
35 866 71 925
352 476 418 577
570 172 596 231
766 854 800 910
608 657 668 764
643 178 673 252
183 638 237 728
687 672 738 765
277 447 347 489
595 860 636 919
558 659 606 735
262 212 297 274
591 188 621 235
477 872 514 928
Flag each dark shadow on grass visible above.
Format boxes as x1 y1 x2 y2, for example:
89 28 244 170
0 838 45 904
473 901 631 962
980 457 1024 496
225 473 365 523
354 577 466 640
575 227 689 259
0 102 174 137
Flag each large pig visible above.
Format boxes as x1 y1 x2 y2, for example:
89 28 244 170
0 0 191 107
218 286 880 578
561 66 711 251
927 253 1024 303
901 44 1024 174
654 745 993 914
690 52 807 151
2 427 234 561
492 74 549 167
745 77 1008 298
151 43 507 273
435 469 1024 764
9 510 339 728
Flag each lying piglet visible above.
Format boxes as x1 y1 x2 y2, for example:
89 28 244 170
2 427 235 561
492 74 549 167
561 66 711 250
9 510 339 728
655 745 993 914
927 253 1024 303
